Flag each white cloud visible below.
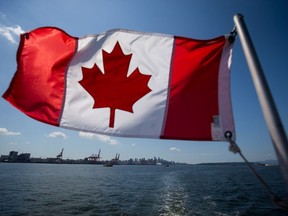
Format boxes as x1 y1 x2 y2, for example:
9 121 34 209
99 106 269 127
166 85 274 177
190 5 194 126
0 12 6 19
131 143 136 146
0 128 21 136
47 132 68 139
169 147 181 152
79 132 119 145
96 135 119 145
0 25 24 44
79 131 97 139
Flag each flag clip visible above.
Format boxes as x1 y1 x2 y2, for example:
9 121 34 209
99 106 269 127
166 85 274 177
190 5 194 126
228 27 237 43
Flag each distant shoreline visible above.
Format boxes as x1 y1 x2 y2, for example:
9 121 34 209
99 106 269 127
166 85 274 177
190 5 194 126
0 161 278 166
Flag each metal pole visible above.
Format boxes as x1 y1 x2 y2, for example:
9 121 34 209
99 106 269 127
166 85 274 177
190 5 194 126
233 14 288 187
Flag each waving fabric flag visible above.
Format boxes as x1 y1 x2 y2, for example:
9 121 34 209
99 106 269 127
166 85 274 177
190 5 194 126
3 27 235 141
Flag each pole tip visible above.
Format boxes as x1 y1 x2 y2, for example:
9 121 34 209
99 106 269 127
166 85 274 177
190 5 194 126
234 13 244 20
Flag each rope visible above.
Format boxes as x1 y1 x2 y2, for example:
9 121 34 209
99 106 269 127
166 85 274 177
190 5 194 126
225 131 288 211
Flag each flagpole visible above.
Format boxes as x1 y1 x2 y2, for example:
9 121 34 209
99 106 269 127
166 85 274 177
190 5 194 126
233 14 288 187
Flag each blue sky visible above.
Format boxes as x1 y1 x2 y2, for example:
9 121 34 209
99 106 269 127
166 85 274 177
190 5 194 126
0 0 287 164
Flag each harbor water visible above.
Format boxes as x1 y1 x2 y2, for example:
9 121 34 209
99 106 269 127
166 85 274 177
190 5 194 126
0 163 287 215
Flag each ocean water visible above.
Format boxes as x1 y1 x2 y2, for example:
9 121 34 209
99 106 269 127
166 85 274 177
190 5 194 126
0 163 287 216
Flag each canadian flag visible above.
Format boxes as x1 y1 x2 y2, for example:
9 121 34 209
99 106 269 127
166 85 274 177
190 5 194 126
3 27 235 141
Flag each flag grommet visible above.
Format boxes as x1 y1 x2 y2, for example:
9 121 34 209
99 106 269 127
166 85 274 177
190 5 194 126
24 33 29 39
225 131 233 139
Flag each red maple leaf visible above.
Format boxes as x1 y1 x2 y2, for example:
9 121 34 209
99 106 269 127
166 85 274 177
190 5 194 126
79 41 152 128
